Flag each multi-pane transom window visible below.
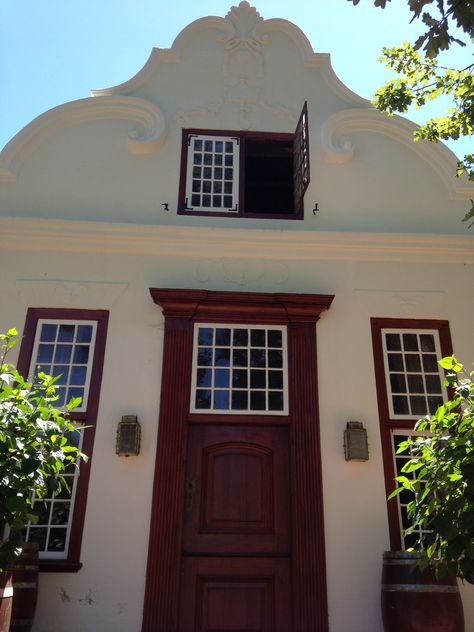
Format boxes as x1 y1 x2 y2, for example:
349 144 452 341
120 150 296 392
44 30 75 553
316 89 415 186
25 428 83 559
185 135 239 212
191 324 288 415
382 329 446 419
392 429 431 550
30 320 97 412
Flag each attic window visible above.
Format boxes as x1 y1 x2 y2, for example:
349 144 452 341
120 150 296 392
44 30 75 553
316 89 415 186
178 102 309 219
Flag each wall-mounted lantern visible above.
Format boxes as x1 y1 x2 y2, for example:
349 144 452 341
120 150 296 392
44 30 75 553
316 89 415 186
116 415 141 456
344 421 369 462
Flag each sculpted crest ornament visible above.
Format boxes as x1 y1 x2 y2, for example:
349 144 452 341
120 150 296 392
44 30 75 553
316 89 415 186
175 1 295 129
220 1 267 77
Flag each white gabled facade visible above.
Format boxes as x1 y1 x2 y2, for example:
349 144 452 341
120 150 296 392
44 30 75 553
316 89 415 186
1 3 473 631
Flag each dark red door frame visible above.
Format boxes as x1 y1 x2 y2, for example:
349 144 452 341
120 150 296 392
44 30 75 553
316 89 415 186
142 289 334 632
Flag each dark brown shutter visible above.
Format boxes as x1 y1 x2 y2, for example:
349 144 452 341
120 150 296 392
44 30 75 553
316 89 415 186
293 101 310 216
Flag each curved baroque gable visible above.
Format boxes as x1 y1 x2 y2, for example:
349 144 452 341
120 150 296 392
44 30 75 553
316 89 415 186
0 96 166 182
0 1 472 222
91 2 367 110
321 108 472 199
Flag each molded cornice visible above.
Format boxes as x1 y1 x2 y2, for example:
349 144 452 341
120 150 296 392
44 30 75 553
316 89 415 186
1 218 472 263
0 96 166 182
320 108 474 200
149 288 334 323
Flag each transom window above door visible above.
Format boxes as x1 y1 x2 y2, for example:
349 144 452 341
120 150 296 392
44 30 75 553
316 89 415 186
178 102 310 219
191 324 288 415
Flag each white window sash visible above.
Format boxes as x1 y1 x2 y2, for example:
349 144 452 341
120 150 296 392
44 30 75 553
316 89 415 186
29 320 98 413
185 134 240 213
381 328 447 420
190 323 288 415
25 425 84 560
391 428 432 550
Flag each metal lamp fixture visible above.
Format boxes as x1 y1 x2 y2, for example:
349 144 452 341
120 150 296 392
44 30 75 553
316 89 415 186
116 415 141 456
344 421 369 462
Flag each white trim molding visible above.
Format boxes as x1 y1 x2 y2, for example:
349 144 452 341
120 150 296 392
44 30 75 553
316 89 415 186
320 108 474 200
0 96 166 182
1 217 473 263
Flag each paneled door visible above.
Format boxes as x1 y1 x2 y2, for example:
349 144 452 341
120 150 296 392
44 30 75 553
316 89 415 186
180 425 291 631
142 290 333 632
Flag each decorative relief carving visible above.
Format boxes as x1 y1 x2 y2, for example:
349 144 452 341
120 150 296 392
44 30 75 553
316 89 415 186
15 278 129 307
195 258 289 287
175 101 223 126
174 2 295 129
221 2 266 77
320 111 356 165
126 99 167 155
353 288 446 317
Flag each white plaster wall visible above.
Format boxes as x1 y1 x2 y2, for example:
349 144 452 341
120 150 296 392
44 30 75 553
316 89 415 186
1 237 473 632
1 3 473 631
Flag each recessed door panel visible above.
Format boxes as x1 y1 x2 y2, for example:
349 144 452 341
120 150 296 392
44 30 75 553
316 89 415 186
179 557 292 632
200 442 273 533
183 424 290 554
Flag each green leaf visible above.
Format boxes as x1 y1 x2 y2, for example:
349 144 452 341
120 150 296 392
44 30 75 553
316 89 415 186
388 487 404 500
66 396 82 411
438 356 463 372
402 461 424 473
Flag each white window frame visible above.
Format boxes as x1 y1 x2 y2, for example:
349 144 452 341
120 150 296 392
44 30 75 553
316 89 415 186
381 328 447 420
391 428 432 550
190 323 289 415
29 319 98 413
25 426 84 560
184 134 240 213
26 318 98 559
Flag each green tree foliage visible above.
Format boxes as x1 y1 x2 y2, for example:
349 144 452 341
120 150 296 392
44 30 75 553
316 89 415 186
349 0 474 226
389 357 474 583
0 329 86 570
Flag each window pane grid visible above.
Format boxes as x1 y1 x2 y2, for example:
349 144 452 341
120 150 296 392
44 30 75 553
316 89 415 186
391 429 432 550
294 103 310 202
30 320 97 412
186 135 239 212
382 329 446 419
191 324 288 415
24 426 83 559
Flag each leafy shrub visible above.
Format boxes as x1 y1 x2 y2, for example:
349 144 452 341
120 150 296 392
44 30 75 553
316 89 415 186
390 356 474 582
0 328 86 570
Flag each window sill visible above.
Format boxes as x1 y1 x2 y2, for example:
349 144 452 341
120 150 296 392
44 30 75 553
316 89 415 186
39 560 83 573
178 208 303 220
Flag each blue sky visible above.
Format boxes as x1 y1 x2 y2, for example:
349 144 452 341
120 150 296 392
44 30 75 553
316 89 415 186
1 0 471 159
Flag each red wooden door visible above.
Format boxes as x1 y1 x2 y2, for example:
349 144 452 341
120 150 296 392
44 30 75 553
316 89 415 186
142 290 334 632
179 424 291 630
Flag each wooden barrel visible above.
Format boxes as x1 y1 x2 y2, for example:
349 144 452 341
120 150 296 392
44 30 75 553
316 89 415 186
382 551 464 632
0 573 13 632
9 543 39 632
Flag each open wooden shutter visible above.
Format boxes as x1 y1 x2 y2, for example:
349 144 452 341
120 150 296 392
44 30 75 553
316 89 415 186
293 101 310 216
